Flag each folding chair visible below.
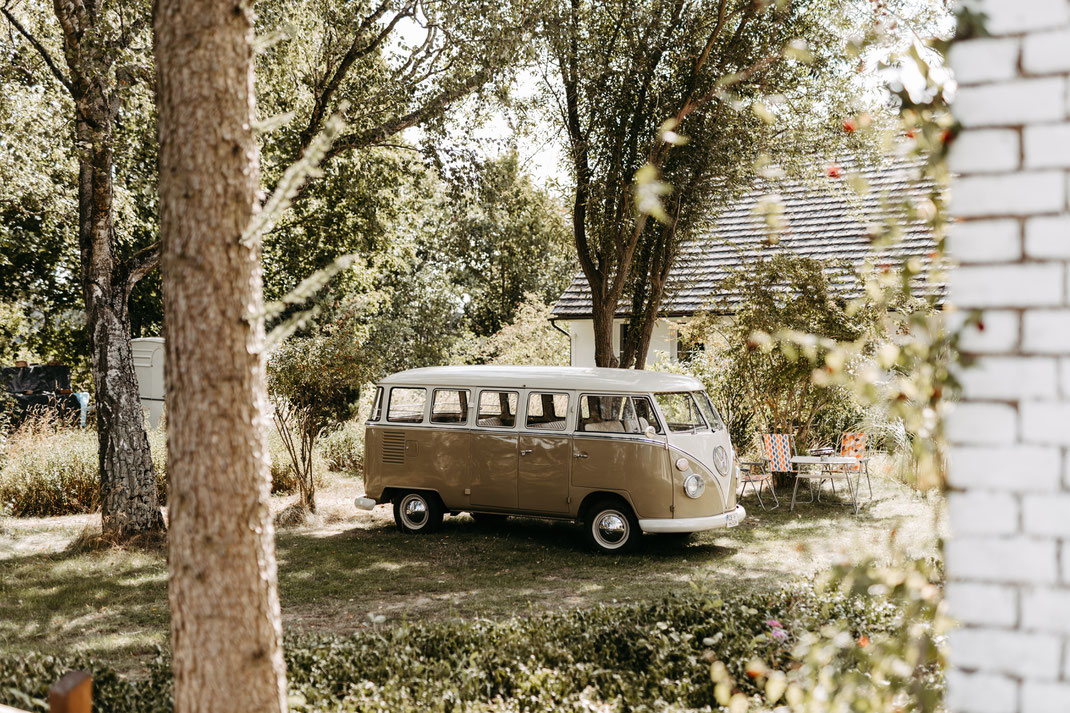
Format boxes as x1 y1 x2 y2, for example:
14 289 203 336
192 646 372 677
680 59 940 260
834 432 872 498
736 456 779 510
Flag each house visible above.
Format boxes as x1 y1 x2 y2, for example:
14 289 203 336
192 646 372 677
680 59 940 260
550 160 939 367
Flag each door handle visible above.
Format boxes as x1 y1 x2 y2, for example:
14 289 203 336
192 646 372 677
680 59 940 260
520 449 533 456
573 451 588 459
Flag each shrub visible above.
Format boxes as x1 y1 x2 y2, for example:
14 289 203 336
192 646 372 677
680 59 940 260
320 421 363 475
0 570 940 713
0 420 167 517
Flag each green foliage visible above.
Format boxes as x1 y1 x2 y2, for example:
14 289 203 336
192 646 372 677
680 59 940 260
434 152 574 336
0 302 37 364
454 295 569 366
0 419 166 517
708 558 945 713
685 254 879 451
0 576 935 713
319 421 364 475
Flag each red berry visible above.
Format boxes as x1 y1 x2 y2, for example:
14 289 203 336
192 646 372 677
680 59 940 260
826 164 842 178
843 118 856 133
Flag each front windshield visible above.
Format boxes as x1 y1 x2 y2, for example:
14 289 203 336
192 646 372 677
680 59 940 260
653 392 707 432
693 391 725 433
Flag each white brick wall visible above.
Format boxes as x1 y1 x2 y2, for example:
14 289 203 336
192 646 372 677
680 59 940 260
948 4 1070 711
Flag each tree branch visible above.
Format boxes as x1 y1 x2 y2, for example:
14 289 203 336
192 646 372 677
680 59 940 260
119 241 160 293
323 69 489 161
1 6 73 92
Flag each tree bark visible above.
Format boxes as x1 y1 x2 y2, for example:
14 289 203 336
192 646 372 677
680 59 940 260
154 0 288 710
44 1 166 539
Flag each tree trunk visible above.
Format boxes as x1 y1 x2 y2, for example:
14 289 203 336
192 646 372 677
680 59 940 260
591 303 618 368
71 63 165 540
154 0 288 710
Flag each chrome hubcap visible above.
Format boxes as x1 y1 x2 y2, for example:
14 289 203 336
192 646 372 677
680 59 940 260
594 510 628 549
401 495 428 528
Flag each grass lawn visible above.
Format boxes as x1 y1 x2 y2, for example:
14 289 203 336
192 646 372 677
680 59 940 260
0 460 944 675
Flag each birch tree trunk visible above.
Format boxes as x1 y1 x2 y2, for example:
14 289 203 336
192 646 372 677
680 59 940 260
4 0 169 539
154 0 288 710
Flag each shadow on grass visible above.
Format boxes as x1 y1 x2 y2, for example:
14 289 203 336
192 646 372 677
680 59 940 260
0 475 937 673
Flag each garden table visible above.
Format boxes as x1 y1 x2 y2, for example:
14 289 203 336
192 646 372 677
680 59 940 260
788 456 860 514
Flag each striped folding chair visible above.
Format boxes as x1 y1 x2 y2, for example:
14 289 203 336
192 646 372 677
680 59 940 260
837 431 872 498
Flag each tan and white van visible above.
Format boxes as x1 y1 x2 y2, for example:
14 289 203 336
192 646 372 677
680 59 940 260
355 366 745 552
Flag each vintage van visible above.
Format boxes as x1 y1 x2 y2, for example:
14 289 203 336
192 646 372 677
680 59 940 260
355 366 745 552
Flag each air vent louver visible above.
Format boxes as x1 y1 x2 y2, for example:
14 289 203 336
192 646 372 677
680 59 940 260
382 431 405 464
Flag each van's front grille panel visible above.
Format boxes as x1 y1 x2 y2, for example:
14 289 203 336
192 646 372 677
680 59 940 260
382 431 405 464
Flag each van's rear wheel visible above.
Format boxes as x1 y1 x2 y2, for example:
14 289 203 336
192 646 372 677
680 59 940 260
393 491 443 534
584 498 640 553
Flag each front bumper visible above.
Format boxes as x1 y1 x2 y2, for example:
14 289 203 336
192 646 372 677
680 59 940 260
638 504 746 534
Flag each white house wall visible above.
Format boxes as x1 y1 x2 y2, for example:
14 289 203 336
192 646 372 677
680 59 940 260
566 318 684 367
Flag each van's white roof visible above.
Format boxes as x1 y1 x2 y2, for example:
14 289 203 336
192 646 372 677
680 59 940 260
378 366 704 392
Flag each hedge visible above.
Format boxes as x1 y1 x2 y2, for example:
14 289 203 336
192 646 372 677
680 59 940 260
0 580 929 713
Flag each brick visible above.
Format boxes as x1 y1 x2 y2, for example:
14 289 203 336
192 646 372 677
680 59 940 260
1025 124 1070 169
948 218 1021 263
958 357 1058 399
1062 358 1070 400
950 310 1020 354
945 536 1058 584
1023 29 1070 74
1022 681 1070 713
951 128 1020 173
1024 310 1070 353
947 627 1062 678
952 171 1065 218
945 581 1019 627
1021 401 1070 445
983 0 1070 35
951 264 1065 308
1022 587 1070 632
946 670 1018 713
949 491 1020 535
949 445 1062 491
1023 494 1070 536
956 79 1066 128
947 402 1018 445
950 37 1020 85
1025 215 1070 258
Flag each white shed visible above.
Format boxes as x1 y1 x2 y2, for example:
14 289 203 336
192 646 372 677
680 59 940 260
131 337 165 428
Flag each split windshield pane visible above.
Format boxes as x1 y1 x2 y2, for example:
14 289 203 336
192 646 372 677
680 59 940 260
653 392 707 432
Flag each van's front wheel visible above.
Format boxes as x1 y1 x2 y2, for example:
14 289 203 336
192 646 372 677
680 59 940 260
584 499 640 553
393 491 443 534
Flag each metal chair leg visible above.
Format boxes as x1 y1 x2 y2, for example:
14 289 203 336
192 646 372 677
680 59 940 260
765 478 780 509
790 476 801 512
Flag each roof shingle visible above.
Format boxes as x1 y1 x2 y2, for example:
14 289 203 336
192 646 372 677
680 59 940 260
551 160 939 319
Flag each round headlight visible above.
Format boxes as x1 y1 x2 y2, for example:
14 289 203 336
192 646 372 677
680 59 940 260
675 457 689 471
683 473 705 499
713 446 728 476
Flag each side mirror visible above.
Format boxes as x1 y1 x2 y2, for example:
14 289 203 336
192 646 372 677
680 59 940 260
644 425 657 438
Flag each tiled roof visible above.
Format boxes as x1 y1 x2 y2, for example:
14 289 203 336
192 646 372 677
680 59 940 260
551 160 940 319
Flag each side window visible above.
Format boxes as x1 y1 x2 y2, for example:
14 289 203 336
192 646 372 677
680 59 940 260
631 396 663 434
370 386 384 422
578 394 633 434
477 390 518 428
526 392 569 431
387 387 426 423
431 389 469 424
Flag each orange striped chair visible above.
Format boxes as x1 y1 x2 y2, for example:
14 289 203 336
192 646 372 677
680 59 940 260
836 431 872 498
